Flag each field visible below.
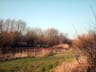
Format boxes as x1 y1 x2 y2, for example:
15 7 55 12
0 48 83 72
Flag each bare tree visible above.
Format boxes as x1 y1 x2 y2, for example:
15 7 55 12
17 20 26 33
0 19 3 33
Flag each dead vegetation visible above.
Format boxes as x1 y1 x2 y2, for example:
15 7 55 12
72 33 96 72
52 55 89 72
0 19 96 72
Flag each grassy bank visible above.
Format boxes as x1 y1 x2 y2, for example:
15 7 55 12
0 48 83 72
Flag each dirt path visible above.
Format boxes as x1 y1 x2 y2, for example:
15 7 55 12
52 55 89 72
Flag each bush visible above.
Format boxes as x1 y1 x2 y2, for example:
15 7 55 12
73 34 96 72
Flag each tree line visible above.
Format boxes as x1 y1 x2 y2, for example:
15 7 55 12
0 19 70 48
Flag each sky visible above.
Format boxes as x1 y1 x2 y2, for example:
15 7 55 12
0 0 96 38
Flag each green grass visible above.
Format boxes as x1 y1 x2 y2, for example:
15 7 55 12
0 48 82 72
0 56 65 72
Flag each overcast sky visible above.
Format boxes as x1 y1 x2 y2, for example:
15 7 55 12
0 0 96 38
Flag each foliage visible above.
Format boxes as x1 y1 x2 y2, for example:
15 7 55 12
0 19 69 48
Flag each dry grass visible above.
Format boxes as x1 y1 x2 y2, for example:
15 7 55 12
52 55 89 72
